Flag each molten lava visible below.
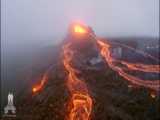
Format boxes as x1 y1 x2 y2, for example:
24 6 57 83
63 43 92 120
120 61 160 73
97 40 160 92
74 25 87 34
32 74 47 93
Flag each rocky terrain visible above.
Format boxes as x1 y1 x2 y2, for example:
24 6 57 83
1 37 159 120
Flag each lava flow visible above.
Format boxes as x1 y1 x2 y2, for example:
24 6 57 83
63 43 92 120
97 40 160 92
32 73 48 93
110 41 160 73
120 61 160 73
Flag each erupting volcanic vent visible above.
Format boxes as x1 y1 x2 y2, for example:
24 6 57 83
63 24 93 120
74 25 87 34
30 22 159 120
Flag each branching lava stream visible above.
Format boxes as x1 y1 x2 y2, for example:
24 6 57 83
97 40 160 92
63 43 92 120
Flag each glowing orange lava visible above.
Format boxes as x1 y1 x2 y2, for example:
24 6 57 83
74 25 87 34
32 74 47 93
120 61 160 73
97 40 160 92
63 43 92 120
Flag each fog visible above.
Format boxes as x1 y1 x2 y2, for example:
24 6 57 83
1 0 159 106
1 0 159 51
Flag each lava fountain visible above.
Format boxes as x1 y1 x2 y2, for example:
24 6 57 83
63 43 92 120
74 25 87 34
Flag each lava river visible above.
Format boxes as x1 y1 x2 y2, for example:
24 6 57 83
97 40 160 92
63 43 92 120
31 23 159 120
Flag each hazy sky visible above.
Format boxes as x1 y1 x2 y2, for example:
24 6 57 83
1 0 159 50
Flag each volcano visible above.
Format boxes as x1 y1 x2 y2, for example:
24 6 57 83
12 23 160 120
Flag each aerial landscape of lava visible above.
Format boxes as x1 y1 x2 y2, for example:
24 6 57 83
32 23 160 120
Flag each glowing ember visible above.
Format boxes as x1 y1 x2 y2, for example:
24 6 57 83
150 93 156 98
32 88 37 93
63 43 92 120
74 25 87 34
32 74 47 93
